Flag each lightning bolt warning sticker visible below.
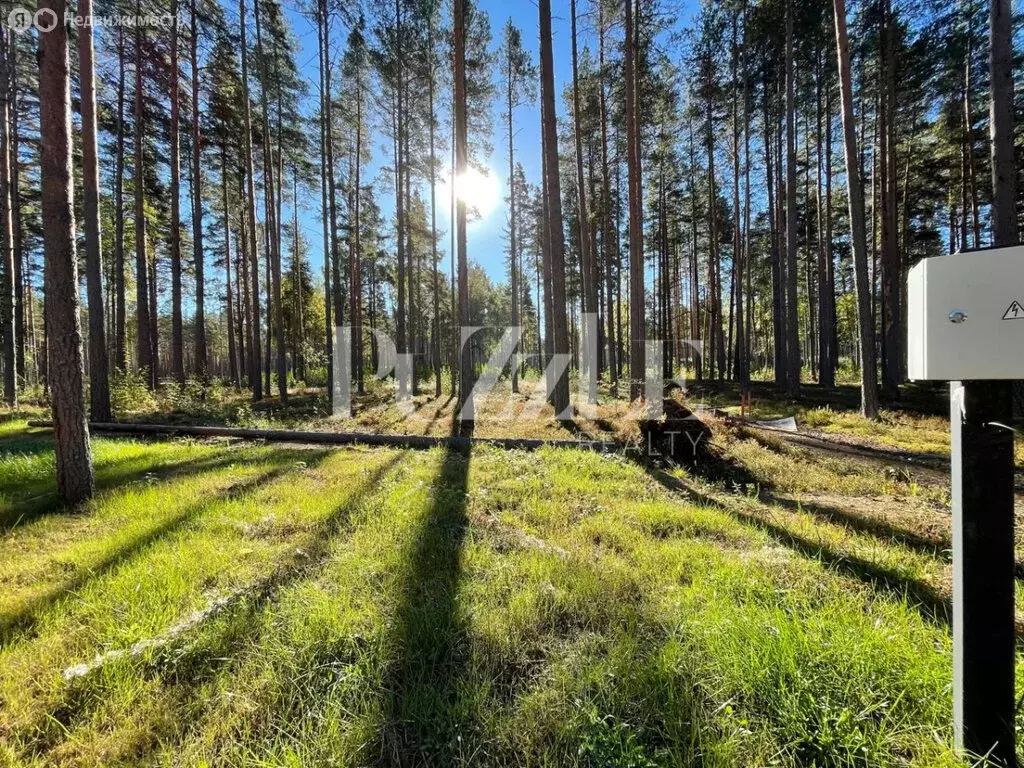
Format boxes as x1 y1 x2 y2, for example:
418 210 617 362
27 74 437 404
1002 300 1024 320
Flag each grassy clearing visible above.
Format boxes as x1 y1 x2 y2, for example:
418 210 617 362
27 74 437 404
1 415 1018 766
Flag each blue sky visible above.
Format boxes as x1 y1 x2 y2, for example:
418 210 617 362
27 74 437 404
281 0 699 287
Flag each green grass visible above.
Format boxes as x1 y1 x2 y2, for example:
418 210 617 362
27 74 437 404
0 416 1017 766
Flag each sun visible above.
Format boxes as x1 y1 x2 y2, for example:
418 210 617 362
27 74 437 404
440 166 500 219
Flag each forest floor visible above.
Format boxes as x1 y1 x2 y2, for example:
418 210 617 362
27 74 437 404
2 379 1023 766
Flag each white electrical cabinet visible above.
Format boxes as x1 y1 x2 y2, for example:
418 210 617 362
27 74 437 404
907 246 1024 381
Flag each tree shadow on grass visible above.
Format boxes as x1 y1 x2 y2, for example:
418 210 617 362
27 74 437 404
763 494 949 557
639 463 955 627
0 451 329 645
35 451 412 763
0 449 265 533
421 395 455 436
766 494 1024 582
0 427 55 456
378 434 473 765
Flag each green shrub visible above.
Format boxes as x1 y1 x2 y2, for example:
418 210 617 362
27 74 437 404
111 368 155 414
305 366 328 388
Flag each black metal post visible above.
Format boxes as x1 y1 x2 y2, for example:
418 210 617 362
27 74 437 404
950 380 1016 767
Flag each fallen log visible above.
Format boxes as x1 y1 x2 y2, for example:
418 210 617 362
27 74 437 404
26 420 619 454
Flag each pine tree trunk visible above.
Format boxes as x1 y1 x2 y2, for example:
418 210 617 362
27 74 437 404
541 146 554 396
134 5 154 387
659 163 672 376
706 83 720 382
394 0 406 383
879 0 900 401
253 0 285 403
731 11 746 385
75 0 110 419
571 0 597 403
191 0 207 376
9 33 24 386
989 0 1016 247
539 0 571 418
833 0 879 418
239 0 262 400
825 68 837 378
598 2 617 397
114 26 127 372
687 116 702 379
506 37 520 395
741 0 752 385
0 33 15 407
404 84 417 396
222 142 240 388
263 225 271 395
292 168 303 381
763 82 784 385
353 72 364 395
316 0 332 398
624 0 644 401
148 244 158 376
817 47 836 389
964 15 981 249
784 0 801 395
169 0 184 383
237 168 252 381
39 0 94 504
454 0 473 424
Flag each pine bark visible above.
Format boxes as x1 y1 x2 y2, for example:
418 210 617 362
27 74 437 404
0 33 15 406
741 0 752 385
818 48 836 389
706 79 721 381
222 143 239 388
784 0 800 395
316 0 332 397
394 0 407 381
39 0 94 504
292 169 303 381
75 0 110 419
114 27 127 371
598 1 617 396
879 0 900 400
169 0 185 383
730 12 745 385
191 0 207 376
539 0 571 418
764 79 784 385
426 20 440 398
454 0 473 423
352 62 364 394
625 0 644 400
688 114 702 379
989 0 1017 247
571 0 597 403
964 12 980 249
239 0 262 400
9 33 23 386
253 0 286 402
134 4 154 387
833 0 880 418
505 32 520 395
